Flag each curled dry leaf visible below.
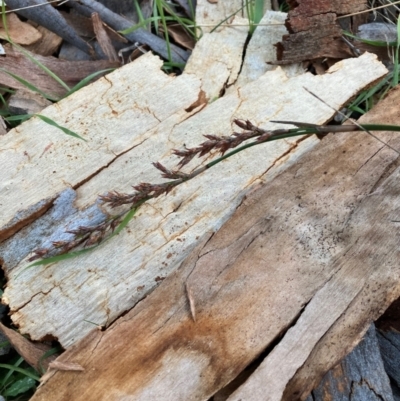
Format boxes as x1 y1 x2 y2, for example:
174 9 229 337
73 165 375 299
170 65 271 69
48 360 85 371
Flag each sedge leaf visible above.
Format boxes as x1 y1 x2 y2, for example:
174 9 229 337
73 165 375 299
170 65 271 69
4 376 36 397
34 114 86 141
0 364 40 382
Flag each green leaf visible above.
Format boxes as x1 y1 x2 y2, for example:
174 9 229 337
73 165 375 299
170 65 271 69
4 376 36 397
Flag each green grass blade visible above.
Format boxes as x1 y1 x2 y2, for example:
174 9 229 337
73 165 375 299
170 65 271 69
187 0 195 19
0 86 15 93
109 207 139 237
38 346 62 375
245 0 265 35
1 357 23 387
210 2 247 33
0 92 7 108
0 364 40 382
160 3 198 40
253 0 264 24
359 124 400 131
65 68 115 97
5 114 32 122
0 68 58 101
25 247 98 269
120 15 197 38
279 1 289 12
25 208 139 269
6 114 85 141
83 319 102 326
348 75 391 113
119 16 165 35
34 114 86 141
133 0 145 24
348 105 366 114
153 1 160 35
157 0 172 62
394 17 400 87
342 31 397 47
0 1 10 42
10 42 70 92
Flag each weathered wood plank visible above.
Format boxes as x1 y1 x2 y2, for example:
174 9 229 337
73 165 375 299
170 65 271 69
184 16 248 100
28 68 400 401
229 87 400 401
0 53 385 349
0 52 200 241
232 10 303 89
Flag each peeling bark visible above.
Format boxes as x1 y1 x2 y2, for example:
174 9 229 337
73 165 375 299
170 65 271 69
277 0 368 63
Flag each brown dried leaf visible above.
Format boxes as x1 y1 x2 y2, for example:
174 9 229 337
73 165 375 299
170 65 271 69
91 13 119 62
25 23 63 56
0 322 56 371
0 44 119 98
0 13 42 45
167 24 196 50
